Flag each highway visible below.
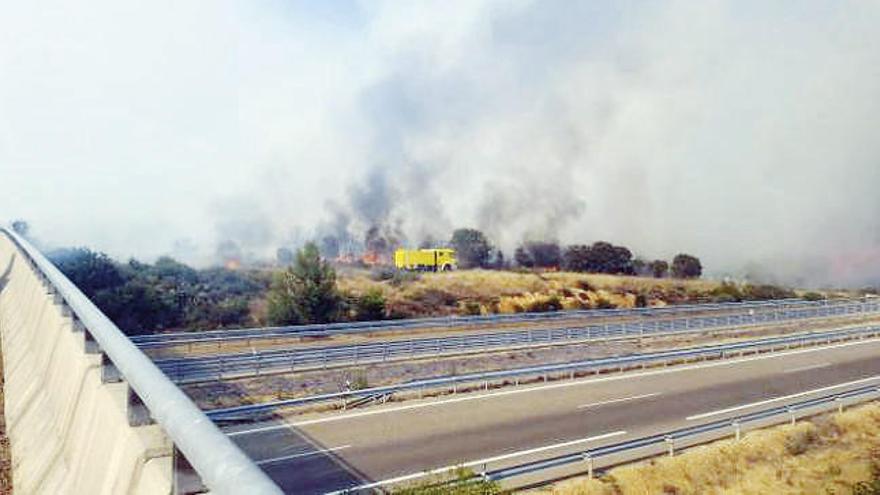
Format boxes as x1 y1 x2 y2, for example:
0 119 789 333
223 337 880 494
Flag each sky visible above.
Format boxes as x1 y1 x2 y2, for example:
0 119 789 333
2 0 879 286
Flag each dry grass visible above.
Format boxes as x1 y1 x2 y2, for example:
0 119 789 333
0 337 11 494
339 270 721 318
538 403 880 495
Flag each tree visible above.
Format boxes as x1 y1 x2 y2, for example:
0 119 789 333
514 246 534 268
517 241 561 269
49 248 127 298
650 260 669 278
11 220 29 237
450 228 492 269
671 254 702 279
267 242 341 325
562 244 591 272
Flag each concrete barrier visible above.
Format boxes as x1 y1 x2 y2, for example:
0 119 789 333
0 238 172 494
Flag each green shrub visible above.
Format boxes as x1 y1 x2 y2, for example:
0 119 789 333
802 291 825 301
393 468 501 494
460 301 482 316
743 284 796 301
355 289 386 321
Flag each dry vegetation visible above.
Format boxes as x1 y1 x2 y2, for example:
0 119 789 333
0 340 11 494
538 403 880 495
338 269 722 319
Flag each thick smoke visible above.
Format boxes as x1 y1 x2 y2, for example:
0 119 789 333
3 1 880 286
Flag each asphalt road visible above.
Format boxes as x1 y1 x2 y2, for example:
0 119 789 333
225 338 880 494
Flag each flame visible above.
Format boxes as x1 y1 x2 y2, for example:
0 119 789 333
224 259 241 271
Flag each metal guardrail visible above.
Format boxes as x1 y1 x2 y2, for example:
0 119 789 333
158 299 880 384
0 228 283 495
206 324 880 420
331 381 880 493
133 298 816 348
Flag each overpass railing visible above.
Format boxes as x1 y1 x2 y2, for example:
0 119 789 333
0 228 282 495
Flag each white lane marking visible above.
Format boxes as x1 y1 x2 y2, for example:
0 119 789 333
226 337 880 436
784 362 831 374
325 430 626 494
255 444 351 465
577 393 659 410
685 374 880 421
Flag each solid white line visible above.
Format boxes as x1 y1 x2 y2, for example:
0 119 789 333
784 362 831 374
327 430 627 493
685 374 880 421
577 393 659 409
255 444 351 465
227 337 880 436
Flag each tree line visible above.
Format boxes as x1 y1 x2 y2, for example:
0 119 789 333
448 228 702 279
49 248 267 335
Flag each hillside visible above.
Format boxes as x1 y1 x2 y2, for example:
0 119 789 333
333 269 795 320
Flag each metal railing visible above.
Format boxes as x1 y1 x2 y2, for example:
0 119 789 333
0 228 282 495
206 324 880 420
132 298 820 349
330 381 880 493
157 299 880 384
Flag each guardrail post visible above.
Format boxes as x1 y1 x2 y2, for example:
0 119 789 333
733 420 741 441
665 436 675 457
584 453 594 479
788 406 796 425
835 397 843 414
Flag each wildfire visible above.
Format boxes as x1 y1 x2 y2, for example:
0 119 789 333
224 259 241 271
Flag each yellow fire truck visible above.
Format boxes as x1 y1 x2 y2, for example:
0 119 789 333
394 248 457 272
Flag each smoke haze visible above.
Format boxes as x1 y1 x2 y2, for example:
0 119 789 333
2 1 880 286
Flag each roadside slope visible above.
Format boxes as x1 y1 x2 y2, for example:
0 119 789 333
541 403 880 495
0 337 10 494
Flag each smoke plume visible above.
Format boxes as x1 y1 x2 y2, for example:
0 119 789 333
2 1 880 286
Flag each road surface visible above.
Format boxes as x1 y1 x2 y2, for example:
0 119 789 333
225 337 880 494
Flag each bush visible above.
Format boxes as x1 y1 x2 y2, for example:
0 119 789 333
355 289 386 321
460 301 482 316
784 428 818 456
802 291 825 301
393 468 501 494
527 295 562 313
743 284 796 301
594 297 616 309
710 282 743 302
370 265 397 281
